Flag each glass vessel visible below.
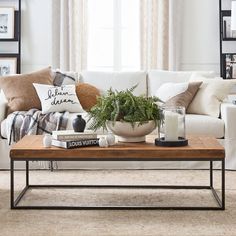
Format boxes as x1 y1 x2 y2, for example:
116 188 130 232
156 106 188 146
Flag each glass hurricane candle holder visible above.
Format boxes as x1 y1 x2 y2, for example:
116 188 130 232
155 106 188 147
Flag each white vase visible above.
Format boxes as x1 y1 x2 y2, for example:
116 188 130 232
106 120 156 142
43 134 52 148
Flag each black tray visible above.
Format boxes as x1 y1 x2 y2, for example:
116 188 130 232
155 137 188 147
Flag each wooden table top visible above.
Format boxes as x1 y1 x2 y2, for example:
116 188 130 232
10 135 225 160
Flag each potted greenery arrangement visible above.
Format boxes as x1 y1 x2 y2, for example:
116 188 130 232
88 86 163 142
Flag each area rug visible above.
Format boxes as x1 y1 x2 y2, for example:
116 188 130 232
0 169 236 236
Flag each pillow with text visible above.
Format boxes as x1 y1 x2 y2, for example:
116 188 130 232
33 83 84 114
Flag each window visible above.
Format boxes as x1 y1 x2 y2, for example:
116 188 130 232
87 0 140 71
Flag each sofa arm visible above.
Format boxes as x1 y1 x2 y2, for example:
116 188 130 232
220 102 236 139
0 101 7 123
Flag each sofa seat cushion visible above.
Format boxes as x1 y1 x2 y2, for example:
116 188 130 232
185 114 224 138
67 114 225 138
80 71 147 96
1 113 225 139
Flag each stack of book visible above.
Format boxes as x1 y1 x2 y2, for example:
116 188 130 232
51 130 99 149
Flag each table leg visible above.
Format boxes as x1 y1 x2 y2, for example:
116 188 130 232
222 159 225 210
210 161 213 187
26 161 29 186
50 161 54 172
10 159 14 209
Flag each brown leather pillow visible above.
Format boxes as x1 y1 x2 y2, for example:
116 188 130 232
0 67 53 114
75 83 100 111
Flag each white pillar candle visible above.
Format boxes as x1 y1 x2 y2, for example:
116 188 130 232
164 111 178 141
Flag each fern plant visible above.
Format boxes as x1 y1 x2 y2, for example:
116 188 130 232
88 85 164 131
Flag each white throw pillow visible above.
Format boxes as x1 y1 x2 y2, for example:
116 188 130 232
188 73 236 117
155 82 202 109
33 83 84 114
147 70 217 97
155 82 188 102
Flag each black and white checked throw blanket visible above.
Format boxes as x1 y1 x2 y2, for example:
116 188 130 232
6 108 69 145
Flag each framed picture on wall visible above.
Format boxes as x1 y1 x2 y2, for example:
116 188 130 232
0 7 15 39
222 16 236 39
0 57 17 76
222 54 236 79
221 10 236 40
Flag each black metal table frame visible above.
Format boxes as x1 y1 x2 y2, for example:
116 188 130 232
10 157 225 210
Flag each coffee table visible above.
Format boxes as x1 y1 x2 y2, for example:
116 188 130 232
10 135 225 210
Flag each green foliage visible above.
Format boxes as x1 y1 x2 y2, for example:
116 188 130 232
88 85 164 131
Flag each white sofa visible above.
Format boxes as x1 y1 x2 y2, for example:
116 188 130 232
0 70 236 169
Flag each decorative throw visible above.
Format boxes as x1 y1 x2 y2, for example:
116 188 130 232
5 108 69 145
52 70 78 86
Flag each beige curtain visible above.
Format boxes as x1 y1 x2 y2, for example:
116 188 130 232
140 0 183 70
52 0 87 72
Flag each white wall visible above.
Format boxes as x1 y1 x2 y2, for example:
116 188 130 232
22 0 221 74
180 0 220 73
0 0 52 73
1 0 223 74
21 0 52 73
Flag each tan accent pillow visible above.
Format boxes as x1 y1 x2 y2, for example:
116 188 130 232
187 73 236 117
0 67 53 114
165 82 202 109
75 83 100 111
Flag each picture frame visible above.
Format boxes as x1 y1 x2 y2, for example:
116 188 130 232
222 54 236 79
0 57 17 76
0 7 15 39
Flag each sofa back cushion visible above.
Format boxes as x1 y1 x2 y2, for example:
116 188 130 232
147 70 216 97
80 71 147 96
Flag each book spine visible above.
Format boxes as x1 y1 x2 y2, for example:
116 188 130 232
55 134 97 141
67 139 99 149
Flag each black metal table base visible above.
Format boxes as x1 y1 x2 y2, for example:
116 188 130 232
10 159 225 210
